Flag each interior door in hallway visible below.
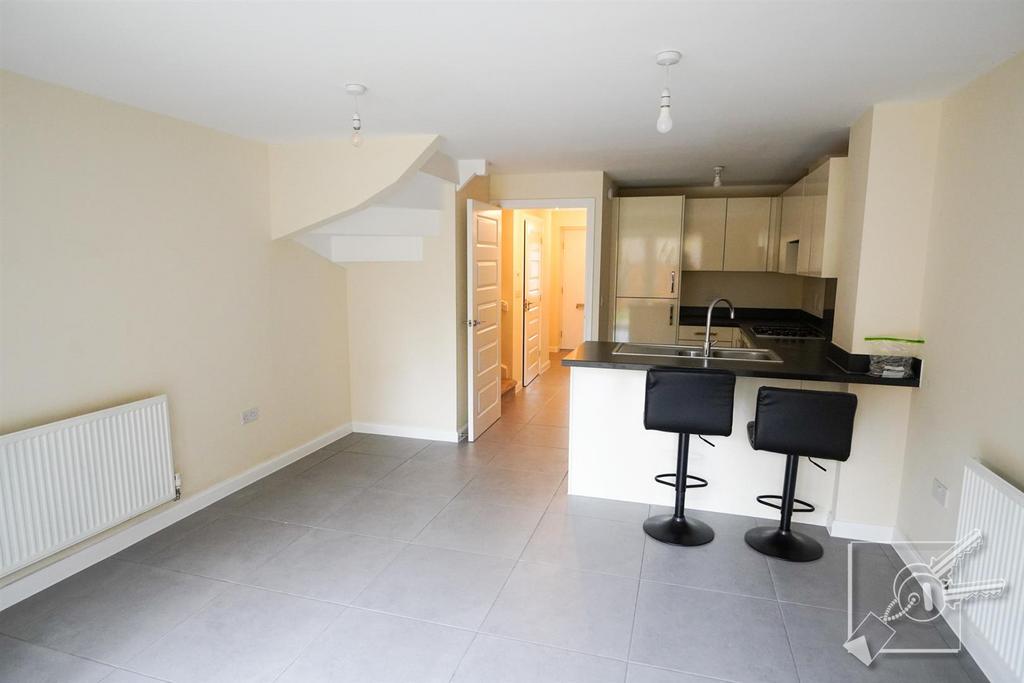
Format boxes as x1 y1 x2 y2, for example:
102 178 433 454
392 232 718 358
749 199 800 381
467 200 502 441
523 214 544 387
560 227 586 349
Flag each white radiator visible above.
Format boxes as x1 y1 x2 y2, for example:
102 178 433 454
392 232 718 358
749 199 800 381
0 396 175 578
956 460 1024 682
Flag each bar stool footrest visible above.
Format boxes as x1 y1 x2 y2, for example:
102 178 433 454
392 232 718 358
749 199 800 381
655 473 708 489
756 494 814 513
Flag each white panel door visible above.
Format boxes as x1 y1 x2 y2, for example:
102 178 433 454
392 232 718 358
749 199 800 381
467 200 502 441
523 214 544 387
560 227 587 350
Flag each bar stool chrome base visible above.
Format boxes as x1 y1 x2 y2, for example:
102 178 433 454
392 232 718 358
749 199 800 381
744 527 823 562
644 514 715 546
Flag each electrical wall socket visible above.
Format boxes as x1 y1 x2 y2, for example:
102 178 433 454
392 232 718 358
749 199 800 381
931 477 948 507
241 407 259 425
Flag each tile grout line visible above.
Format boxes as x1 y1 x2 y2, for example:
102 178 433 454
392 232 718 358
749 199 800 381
452 471 563 676
775 599 806 683
343 449 491 612
622 532 648 683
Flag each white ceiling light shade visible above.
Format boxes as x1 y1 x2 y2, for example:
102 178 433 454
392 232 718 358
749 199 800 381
655 50 681 134
713 165 724 187
345 83 366 147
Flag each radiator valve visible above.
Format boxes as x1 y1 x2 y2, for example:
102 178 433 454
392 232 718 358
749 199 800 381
173 472 182 501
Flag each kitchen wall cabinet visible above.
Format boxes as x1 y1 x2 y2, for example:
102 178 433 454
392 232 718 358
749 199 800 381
615 196 683 298
778 179 806 274
767 196 782 272
723 197 772 271
682 198 727 271
778 157 847 277
804 157 847 277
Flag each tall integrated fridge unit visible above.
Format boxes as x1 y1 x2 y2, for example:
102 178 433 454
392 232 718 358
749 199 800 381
613 196 684 343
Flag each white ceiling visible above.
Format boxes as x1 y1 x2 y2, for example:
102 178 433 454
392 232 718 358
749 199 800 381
2 1 1022 186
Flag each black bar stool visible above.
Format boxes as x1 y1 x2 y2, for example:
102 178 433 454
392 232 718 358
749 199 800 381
744 386 857 562
642 369 736 546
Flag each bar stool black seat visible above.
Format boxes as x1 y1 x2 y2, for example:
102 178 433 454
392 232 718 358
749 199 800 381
744 386 857 562
642 369 736 546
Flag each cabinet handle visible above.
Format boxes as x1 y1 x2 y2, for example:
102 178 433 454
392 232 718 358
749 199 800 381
696 331 718 337
669 306 674 326
669 271 676 294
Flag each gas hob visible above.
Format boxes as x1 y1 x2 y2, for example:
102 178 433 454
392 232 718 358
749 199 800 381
750 324 826 340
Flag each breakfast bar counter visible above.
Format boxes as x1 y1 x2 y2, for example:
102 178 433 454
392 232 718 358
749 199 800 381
560 340 920 541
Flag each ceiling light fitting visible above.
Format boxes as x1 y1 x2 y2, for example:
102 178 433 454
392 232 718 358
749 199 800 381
345 83 367 147
713 165 724 187
655 50 681 134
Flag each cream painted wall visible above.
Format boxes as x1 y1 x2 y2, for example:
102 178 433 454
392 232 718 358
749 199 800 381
490 171 610 340
344 186 460 440
834 102 941 353
455 175 490 431
0 73 351 502
897 52 1024 544
268 134 439 239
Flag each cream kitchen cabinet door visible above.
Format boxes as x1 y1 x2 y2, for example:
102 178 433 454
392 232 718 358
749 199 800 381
723 197 772 271
615 196 683 298
805 157 847 277
682 198 727 271
767 196 782 272
614 298 678 343
779 179 806 274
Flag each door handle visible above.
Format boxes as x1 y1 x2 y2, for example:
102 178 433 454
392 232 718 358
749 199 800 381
669 271 676 294
669 306 674 326
465 319 481 327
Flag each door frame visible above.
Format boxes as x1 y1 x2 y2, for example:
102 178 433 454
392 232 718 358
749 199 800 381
559 226 587 350
496 198 598 343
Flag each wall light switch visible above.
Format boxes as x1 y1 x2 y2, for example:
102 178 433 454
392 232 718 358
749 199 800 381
931 478 948 507
241 407 259 425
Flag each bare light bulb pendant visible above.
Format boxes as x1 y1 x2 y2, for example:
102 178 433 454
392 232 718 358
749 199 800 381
657 88 673 133
345 83 367 148
654 51 681 135
351 112 363 147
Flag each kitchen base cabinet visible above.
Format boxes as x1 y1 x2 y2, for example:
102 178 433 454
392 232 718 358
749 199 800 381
613 298 677 343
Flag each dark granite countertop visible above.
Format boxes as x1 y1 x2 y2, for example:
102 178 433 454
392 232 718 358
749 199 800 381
562 320 921 388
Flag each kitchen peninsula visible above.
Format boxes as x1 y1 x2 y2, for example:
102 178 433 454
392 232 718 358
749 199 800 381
562 323 921 542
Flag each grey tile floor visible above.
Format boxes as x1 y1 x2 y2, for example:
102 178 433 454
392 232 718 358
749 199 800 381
0 358 990 682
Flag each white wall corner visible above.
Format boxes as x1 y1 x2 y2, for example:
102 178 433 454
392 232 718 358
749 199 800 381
457 159 489 190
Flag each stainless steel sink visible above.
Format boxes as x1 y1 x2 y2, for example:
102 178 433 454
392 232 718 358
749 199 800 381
612 343 783 363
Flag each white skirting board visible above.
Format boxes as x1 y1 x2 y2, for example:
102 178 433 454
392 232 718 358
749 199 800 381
828 520 895 543
351 421 459 443
0 422 353 611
